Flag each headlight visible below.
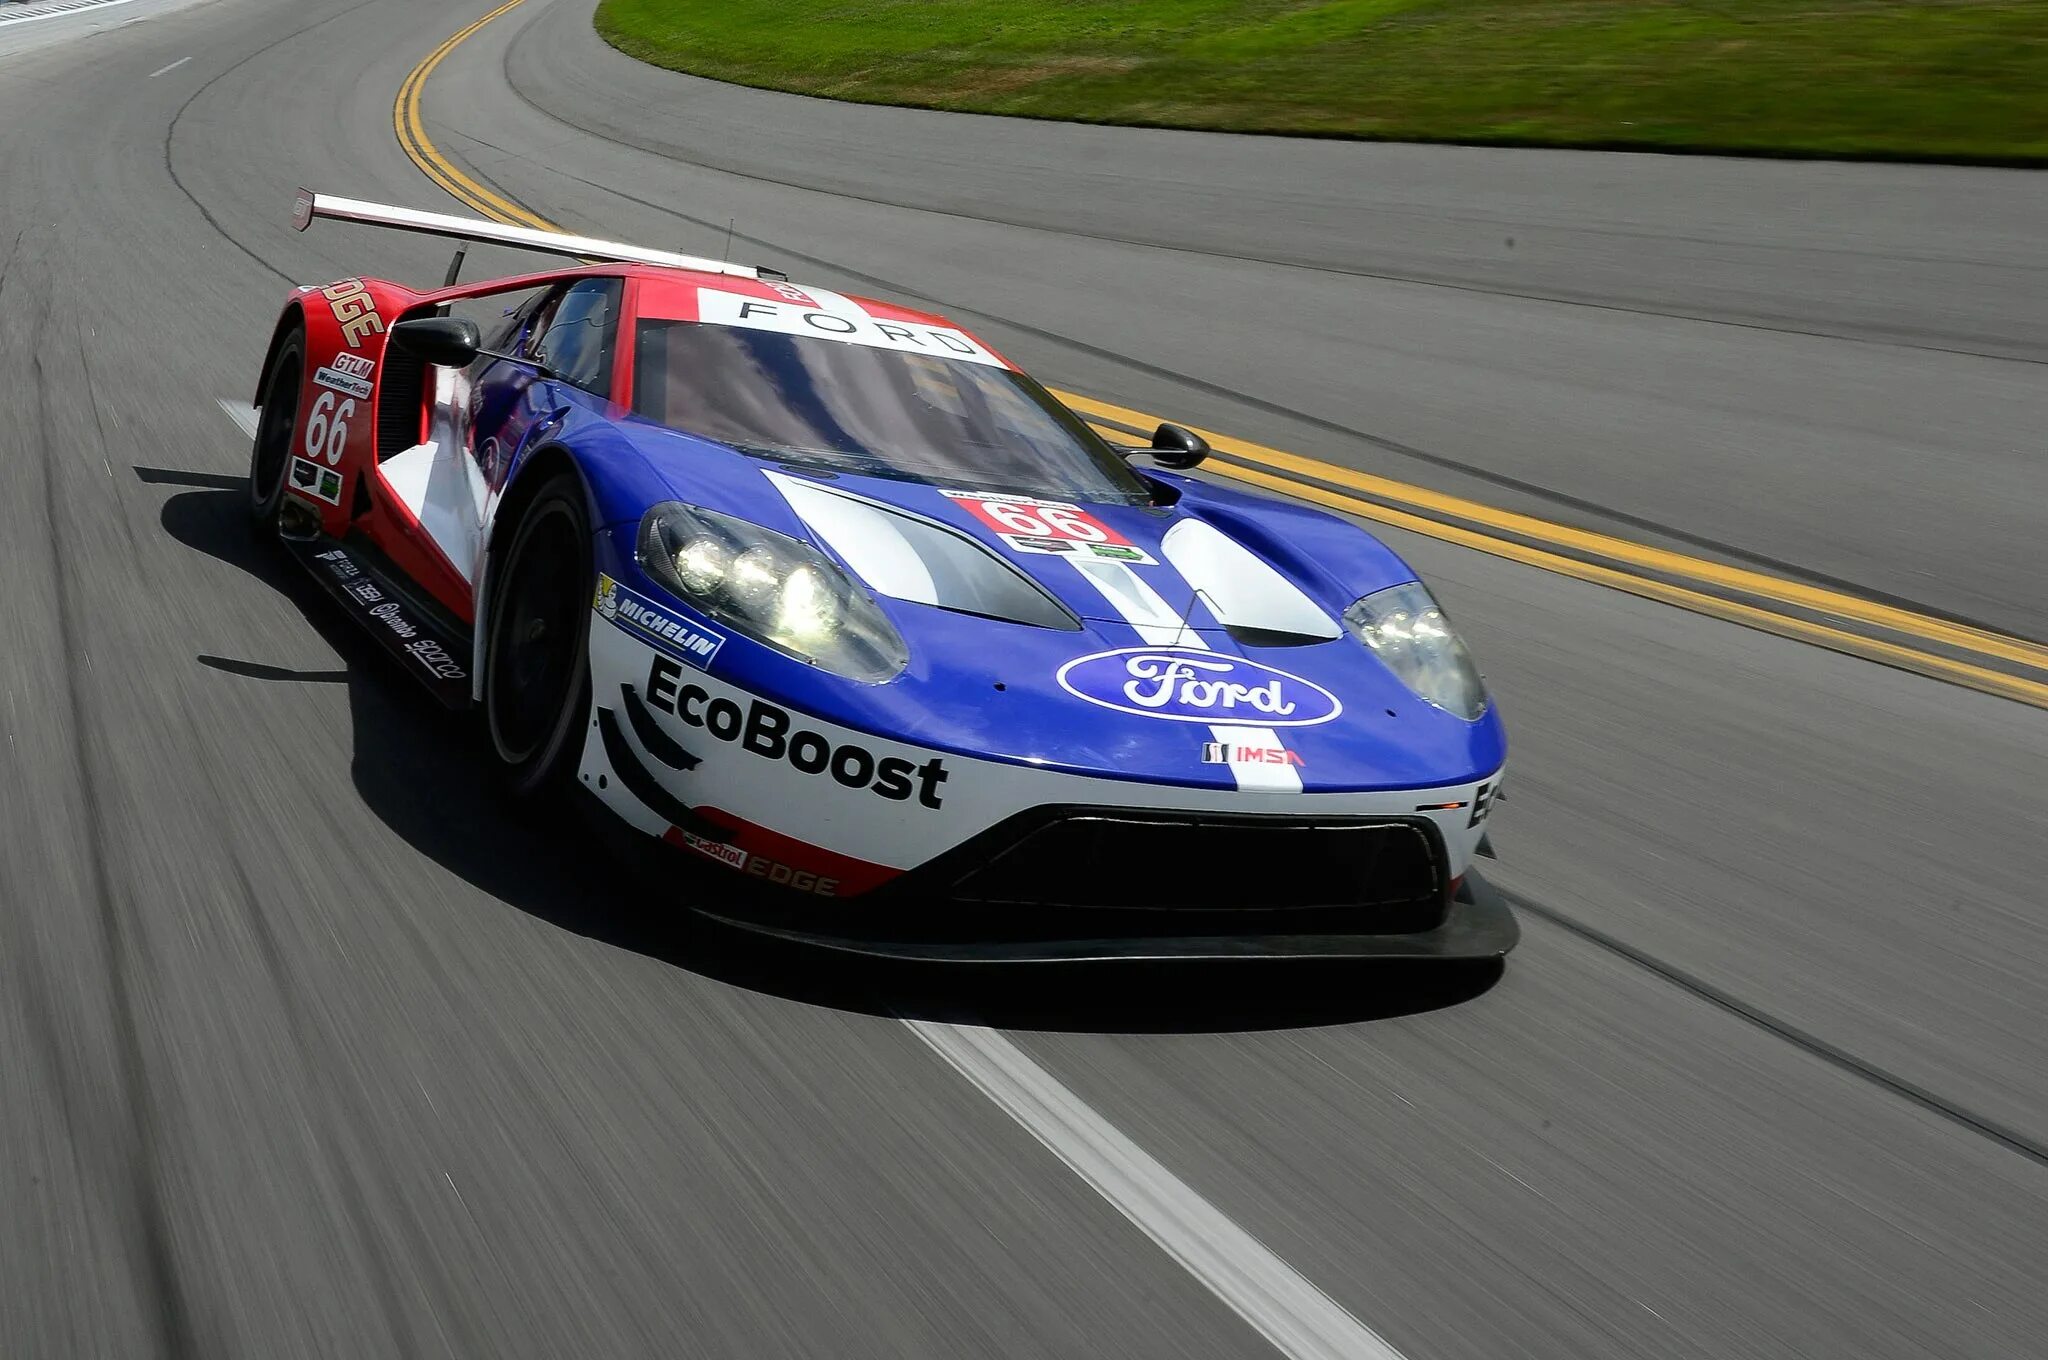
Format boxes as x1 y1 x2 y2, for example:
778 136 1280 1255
1342 582 1488 720
638 502 908 684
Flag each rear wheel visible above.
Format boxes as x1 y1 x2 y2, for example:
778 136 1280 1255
484 475 593 796
249 327 304 528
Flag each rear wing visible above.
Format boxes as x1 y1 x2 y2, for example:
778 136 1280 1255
290 189 782 281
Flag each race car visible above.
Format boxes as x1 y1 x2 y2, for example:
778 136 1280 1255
250 191 1515 960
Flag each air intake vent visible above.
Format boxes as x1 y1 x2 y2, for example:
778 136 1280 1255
375 344 427 462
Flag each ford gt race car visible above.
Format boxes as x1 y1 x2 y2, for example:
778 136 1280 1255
250 191 1515 960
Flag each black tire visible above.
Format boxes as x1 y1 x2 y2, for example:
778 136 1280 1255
249 327 304 529
484 474 593 796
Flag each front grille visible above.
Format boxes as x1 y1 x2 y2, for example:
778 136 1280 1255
937 808 1448 932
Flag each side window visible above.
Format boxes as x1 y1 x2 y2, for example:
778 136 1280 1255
532 279 623 396
454 286 553 385
487 290 551 355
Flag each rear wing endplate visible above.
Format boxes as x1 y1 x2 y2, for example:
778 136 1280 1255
290 189 781 281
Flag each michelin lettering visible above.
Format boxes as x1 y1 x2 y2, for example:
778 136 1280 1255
594 574 724 670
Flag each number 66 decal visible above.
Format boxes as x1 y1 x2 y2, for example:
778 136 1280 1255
941 488 1154 562
305 389 355 466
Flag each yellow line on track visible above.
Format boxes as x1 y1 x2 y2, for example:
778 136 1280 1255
393 0 2048 712
1066 392 2048 674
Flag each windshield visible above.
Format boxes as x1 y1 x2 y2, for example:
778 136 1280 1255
631 320 1152 505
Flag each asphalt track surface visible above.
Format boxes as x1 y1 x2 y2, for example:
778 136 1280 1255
2 0 2046 1355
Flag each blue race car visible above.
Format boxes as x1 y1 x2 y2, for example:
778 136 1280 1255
250 192 1513 960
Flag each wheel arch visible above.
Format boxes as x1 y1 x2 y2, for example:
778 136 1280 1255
251 300 308 407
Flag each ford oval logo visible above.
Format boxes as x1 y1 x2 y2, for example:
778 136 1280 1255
1055 647 1342 727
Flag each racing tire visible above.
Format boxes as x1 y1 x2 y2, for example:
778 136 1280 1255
248 327 304 529
484 474 594 797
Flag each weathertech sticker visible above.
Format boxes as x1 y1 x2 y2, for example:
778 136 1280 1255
288 456 342 505
941 490 1156 565
313 356 373 400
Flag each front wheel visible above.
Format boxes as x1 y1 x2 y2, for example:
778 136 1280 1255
484 474 593 797
249 326 305 529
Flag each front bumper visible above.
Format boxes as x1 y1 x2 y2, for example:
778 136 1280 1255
696 868 1518 963
579 616 1506 928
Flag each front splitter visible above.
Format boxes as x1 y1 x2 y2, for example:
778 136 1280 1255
694 868 1519 964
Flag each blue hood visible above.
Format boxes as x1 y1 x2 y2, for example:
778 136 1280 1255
582 419 1505 792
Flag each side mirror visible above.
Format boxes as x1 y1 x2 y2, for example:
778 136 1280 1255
389 315 482 368
1146 422 1208 470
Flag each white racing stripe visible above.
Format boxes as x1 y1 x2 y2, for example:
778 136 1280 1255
1069 557 1206 649
215 398 259 440
1067 556 1311 792
907 1021 1408 1360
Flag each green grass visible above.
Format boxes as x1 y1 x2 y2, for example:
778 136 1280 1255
593 0 2048 162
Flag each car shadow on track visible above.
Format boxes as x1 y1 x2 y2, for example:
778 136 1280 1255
154 475 1503 1035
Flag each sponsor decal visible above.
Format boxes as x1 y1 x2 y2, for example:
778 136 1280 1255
368 601 417 638
940 490 1156 565
762 281 820 307
1057 647 1342 727
1201 740 1303 767
313 547 467 681
644 655 948 808
669 827 845 897
288 456 343 506
695 290 1004 367
320 278 384 348
594 574 724 670
676 828 748 871
744 855 840 897
312 547 360 581
313 363 373 400
328 351 374 381
404 637 466 681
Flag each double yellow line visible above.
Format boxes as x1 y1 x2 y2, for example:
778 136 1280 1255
393 1 2048 711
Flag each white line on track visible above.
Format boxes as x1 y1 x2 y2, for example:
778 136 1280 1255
216 398 258 440
146 54 186 76
0 0 150 30
906 1020 1409 1360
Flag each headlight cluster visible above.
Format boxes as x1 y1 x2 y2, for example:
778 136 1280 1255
1343 582 1489 720
638 502 907 684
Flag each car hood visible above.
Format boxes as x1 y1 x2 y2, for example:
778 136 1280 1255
595 427 1505 791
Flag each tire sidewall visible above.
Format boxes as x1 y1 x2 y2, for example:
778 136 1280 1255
484 477 594 796
249 331 304 524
